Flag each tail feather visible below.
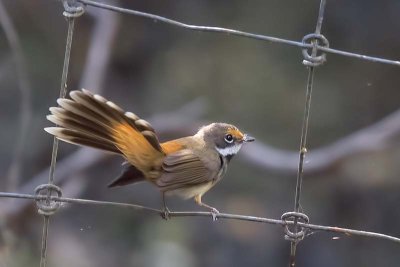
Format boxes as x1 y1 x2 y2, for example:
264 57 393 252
56 98 114 131
45 89 165 178
72 89 154 134
46 114 111 143
70 90 124 124
45 127 120 153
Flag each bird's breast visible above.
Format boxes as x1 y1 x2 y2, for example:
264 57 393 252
169 181 215 199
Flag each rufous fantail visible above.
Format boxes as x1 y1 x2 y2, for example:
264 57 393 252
45 89 254 218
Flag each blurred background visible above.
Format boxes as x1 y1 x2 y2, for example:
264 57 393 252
0 0 399 266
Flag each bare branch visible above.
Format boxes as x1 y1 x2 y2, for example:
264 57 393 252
79 0 120 92
241 108 400 175
0 0 33 191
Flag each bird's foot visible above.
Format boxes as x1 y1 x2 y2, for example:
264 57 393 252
194 195 219 221
161 206 171 221
210 207 219 221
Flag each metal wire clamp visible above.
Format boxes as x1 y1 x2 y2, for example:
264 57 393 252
281 211 310 242
302 33 329 67
35 184 63 216
62 0 85 18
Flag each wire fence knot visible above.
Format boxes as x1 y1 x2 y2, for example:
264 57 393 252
281 212 310 242
62 0 85 18
302 33 329 67
34 184 63 216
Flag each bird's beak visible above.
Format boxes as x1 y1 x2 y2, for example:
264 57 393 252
243 134 255 143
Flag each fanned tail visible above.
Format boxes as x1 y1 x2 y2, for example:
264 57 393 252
45 89 165 179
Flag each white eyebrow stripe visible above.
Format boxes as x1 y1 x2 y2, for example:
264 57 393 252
215 144 242 157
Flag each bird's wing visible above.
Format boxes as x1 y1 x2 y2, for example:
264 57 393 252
157 149 217 192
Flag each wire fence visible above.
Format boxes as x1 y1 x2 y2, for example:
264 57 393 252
1 0 400 266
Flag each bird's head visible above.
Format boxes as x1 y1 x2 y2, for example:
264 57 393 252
196 123 255 158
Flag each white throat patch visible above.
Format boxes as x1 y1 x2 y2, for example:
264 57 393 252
216 144 242 157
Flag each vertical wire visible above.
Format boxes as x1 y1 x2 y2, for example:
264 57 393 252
289 0 327 266
48 18 75 185
39 216 50 267
39 17 76 267
289 67 316 267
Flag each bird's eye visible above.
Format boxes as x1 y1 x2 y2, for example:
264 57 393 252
224 134 234 143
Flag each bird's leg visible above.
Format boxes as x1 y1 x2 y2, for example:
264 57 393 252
194 195 219 221
161 192 170 220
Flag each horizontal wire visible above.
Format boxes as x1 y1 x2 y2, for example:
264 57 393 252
77 0 400 67
0 191 399 244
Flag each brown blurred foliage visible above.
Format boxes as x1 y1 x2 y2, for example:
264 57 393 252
0 0 399 266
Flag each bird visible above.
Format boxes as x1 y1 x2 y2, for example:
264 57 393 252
45 89 254 219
